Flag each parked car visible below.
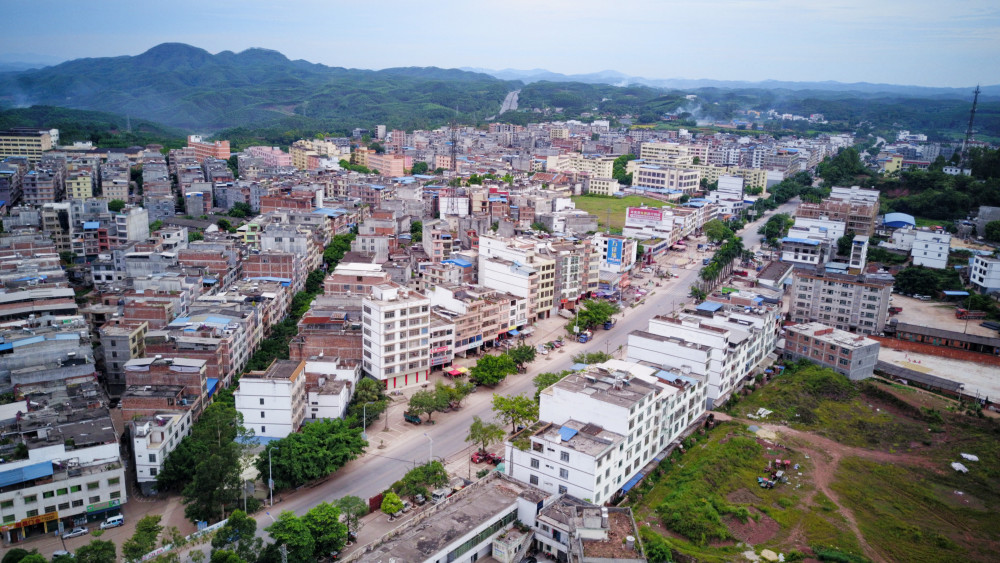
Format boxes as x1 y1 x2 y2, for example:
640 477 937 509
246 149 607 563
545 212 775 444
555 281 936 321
62 526 88 539
489 453 503 465
471 451 491 464
431 488 450 503
100 515 124 529
400 500 412 513
403 412 423 425
414 494 427 505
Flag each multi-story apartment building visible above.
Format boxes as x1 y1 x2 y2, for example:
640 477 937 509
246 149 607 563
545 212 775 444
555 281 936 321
790 268 894 335
235 360 307 441
130 411 193 495
504 360 706 505
186 135 231 162
632 165 700 195
22 170 63 206
99 320 149 392
545 153 615 178
244 146 293 168
593 233 637 275
627 303 780 409
783 322 880 380
65 170 94 200
361 284 431 389
910 230 951 269
0 128 55 163
796 189 880 237
970 255 1000 294
584 177 621 196
479 235 555 320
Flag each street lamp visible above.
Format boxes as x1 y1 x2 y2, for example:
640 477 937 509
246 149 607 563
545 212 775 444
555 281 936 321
423 432 433 464
268 447 279 508
361 401 378 441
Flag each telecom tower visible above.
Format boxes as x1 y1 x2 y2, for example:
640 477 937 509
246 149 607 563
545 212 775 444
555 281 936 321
961 85 981 165
449 121 458 171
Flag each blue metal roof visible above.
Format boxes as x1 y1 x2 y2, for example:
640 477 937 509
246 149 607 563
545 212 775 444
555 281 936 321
443 258 472 268
83 221 100 230
942 290 970 296
782 237 821 246
206 378 219 397
696 301 724 312
559 427 579 442
883 212 915 227
621 472 644 493
0 461 53 489
569 363 589 371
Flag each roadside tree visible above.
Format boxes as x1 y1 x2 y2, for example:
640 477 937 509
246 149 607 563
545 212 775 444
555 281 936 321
465 416 506 453
491 393 539 433
381 492 404 517
265 511 315 563
334 496 368 537
470 354 517 386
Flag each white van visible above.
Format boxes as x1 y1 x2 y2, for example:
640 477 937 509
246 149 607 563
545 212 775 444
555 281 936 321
431 488 450 504
100 515 124 529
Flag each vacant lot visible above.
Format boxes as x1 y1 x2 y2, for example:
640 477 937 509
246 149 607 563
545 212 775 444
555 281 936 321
570 194 673 230
630 363 1000 563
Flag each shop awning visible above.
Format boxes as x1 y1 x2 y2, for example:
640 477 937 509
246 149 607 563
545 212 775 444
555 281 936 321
448 369 462 376
207 378 219 397
621 472 645 493
456 366 469 373
508 329 520 336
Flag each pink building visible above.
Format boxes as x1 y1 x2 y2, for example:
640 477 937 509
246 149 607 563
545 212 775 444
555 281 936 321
246 146 293 167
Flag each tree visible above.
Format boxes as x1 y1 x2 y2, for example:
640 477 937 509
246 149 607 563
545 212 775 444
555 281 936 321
369 142 385 154
836 231 856 257
411 161 429 175
533 371 569 402
572 299 620 332
53 554 76 563
381 491 404 517
217 218 233 232
507 344 536 368
470 354 517 386
346 376 387 427
14 556 45 563
75 540 117 563
188 231 204 243
452 379 476 405
265 511 315 563
491 393 539 432
335 495 368 537
530 221 552 234
985 220 1000 243
149 220 163 232
704 219 733 243
894 266 962 296
434 167 446 174
408 390 439 421
211 509 262 563
410 220 423 243
302 502 348 558
108 199 126 212
465 415 506 453
59 251 76 265
612 154 636 186
208 551 243 563
390 461 448 498
122 515 163 563
571 351 613 364
1 550 35 563
227 202 253 219
255 418 367 490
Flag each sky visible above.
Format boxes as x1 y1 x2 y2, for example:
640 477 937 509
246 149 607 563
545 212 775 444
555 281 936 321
2 0 999 87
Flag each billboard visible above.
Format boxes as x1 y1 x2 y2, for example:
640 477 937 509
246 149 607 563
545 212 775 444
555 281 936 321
626 207 664 225
606 238 623 266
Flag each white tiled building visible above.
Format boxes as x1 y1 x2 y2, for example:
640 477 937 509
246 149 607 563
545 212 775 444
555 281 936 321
131 411 193 495
910 230 951 269
362 283 431 389
970 255 1000 294
235 360 306 441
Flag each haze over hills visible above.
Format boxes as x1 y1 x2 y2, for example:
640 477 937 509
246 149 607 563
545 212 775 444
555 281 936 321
462 67 999 99
0 42 997 141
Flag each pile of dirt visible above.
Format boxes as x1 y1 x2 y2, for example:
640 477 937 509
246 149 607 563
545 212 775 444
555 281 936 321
727 488 763 505
724 507 779 545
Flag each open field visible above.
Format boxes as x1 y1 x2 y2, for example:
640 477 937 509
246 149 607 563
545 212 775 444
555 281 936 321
630 363 1000 563
888 294 997 338
570 194 673 230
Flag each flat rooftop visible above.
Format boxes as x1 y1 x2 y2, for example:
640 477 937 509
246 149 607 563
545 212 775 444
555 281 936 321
534 419 624 457
550 369 657 409
364 473 548 562
787 322 878 349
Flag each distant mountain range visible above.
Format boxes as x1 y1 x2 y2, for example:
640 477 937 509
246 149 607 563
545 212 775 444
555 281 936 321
462 67 999 100
0 43 996 141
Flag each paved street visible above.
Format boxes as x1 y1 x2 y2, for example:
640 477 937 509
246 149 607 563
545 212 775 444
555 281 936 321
25 199 799 560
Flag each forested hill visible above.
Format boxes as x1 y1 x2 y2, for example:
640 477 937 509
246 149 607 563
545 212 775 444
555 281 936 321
0 43 518 131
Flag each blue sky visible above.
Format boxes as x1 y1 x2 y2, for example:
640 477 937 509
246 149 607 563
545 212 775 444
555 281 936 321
2 0 998 87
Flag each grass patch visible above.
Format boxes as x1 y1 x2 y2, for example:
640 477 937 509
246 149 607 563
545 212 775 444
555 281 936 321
570 194 673 230
832 457 996 562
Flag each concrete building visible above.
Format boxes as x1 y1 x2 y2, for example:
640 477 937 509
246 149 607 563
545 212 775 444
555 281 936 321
479 235 556 320
627 303 780 409
593 233 637 275
0 128 54 163
235 360 307 441
970 255 1000 294
186 135 231 162
130 411 193 495
632 165 700 195
782 322 880 380
790 268 895 335
910 230 951 270
361 284 431 389
546 153 615 178
584 177 621 196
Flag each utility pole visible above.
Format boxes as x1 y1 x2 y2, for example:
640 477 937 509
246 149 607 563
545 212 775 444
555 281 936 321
268 447 279 507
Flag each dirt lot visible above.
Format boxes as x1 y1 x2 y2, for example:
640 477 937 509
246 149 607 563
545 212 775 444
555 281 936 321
890 294 997 338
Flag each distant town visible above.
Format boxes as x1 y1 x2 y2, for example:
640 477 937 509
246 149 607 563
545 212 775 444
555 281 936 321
0 112 998 563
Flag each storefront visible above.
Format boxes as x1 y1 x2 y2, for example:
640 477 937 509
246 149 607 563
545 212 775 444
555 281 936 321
83 499 122 525
2 511 59 544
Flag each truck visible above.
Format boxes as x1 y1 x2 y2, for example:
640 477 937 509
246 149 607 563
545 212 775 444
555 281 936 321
558 309 575 319
955 308 987 320
403 412 423 425
578 331 592 343
603 319 616 330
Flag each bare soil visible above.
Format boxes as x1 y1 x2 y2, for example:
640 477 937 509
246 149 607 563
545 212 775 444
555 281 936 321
724 507 780 545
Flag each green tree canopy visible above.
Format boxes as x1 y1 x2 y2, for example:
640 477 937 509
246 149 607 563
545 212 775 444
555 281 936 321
836 231 856 257
381 491 404 516
407 389 439 421
107 199 126 212
894 266 963 296
227 202 253 218
985 220 1000 242
470 354 518 386
410 220 423 243
507 344 537 368
465 415 506 453
265 511 315 563
255 418 367 490
571 299 620 332
74 540 117 563
533 371 571 402
346 376 388 427
389 461 449 498
210 509 262 563
334 495 369 536
612 154 636 186
411 161 429 175
122 515 163 563
302 502 348 558
704 219 734 243
491 393 539 432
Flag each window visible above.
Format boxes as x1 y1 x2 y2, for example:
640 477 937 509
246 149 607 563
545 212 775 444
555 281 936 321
110 491 122 499
558 485 568 494
87 482 100 490
72 500 83 508
261 426 266 434
0 500 12 509
70 485 81 493
89 496 101 504
148 454 156 463
559 468 569 479
108 477 120 486
261 411 266 418
43 491 55 499
58 502 70 510
560 451 569 462
260 398 265 405
530 458 539 469
532 442 543 452
150 468 158 477
26 509 39 517
45 505 56 513
23 495 37 504
529 474 539 485
57 488 68 496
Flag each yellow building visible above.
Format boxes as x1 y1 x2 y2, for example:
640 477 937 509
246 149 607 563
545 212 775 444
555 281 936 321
586 177 621 196
66 172 94 200
0 128 54 163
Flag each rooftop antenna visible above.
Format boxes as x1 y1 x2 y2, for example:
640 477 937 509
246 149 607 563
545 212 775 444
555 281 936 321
961 84 981 165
